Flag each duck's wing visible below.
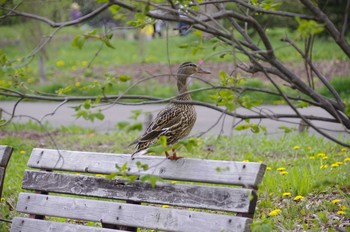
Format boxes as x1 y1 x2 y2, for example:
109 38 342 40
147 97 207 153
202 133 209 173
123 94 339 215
130 106 183 145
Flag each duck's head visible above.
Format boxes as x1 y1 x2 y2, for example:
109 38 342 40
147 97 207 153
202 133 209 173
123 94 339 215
177 62 211 81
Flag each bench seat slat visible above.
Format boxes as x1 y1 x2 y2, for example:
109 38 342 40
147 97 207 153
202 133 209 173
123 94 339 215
17 193 251 232
10 217 123 232
28 148 266 186
23 170 254 213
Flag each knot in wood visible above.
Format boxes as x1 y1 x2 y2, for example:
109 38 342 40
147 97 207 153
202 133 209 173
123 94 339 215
159 167 166 174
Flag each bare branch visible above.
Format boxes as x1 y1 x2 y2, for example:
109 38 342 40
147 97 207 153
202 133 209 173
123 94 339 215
281 36 344 108
300 0 350 58
341 0 350 39
192 0 316 20
0 2 112 27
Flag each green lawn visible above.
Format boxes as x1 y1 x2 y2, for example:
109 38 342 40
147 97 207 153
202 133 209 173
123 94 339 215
1 23 348 67
0 122 349 231
1 24 349 105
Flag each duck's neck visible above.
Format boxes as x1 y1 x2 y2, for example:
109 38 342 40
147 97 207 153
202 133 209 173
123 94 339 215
177 78 192 101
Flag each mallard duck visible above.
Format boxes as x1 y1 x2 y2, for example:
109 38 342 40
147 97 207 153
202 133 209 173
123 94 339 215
130 62 211 160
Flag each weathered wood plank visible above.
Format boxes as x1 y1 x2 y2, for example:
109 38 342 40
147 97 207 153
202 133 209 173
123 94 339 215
17 193 251 232
22 170 254 213
0 145 13 199
0 145 12 167
28 148 266 186
10 217 123 232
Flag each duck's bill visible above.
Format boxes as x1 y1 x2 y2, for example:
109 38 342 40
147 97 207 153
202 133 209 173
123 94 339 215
197 67 211 74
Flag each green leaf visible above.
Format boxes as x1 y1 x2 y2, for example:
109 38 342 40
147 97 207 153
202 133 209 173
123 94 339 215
140 174 163 188
148 144 169 154
297 101 310 108
295 17 324 39
177 138 198 152
83 100 91 110
126 175 139 184
159 135 167 147
56 86 72 95
278 126 294 134
94 112 105 121
118 75 131 82
72 35 85 49
129 110 142 120
102 38 115 49
250 124 260 133
106 172 118 180
116 121 130 130
127 122 143 132
235 124 251 131
136 161 149 171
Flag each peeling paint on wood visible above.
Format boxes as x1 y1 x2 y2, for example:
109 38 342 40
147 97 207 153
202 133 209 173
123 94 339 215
22 170 254 213
16 193 251 232
28 148 266 187
10 217 122 232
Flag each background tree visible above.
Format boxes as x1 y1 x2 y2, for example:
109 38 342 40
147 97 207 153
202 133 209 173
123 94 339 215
0 0 349 147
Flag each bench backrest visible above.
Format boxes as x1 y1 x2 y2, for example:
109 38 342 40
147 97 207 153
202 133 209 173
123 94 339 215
13 148 266 232
0 145 13 199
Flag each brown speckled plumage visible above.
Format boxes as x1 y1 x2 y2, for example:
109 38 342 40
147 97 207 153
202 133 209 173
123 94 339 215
130 62 210 157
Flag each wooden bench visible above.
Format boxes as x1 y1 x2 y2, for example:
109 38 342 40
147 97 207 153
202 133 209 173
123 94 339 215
10 148 266 232
0 145 13 199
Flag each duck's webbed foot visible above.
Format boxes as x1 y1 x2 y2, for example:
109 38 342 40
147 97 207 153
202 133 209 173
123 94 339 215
165 149 183 160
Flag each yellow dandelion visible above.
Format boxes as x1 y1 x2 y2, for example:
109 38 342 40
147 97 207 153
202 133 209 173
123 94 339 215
269 209 281 217
339 205 347 210
293 195 304 201
1 197 5 201
320 165 328 169
19 150 26 155
242 160 250 162
341 148 347 152
293 145 300 150
282 192 291 197
81 60 88 67
162 205 170 208
316 153 326 157
331 199 341 204
56 60 65 67
344 157 350 162
331 163 339 168
309 156 315 160
322 156 329 160
336 162 343 165
337 210 345 215
279 171 288 175
266 167 272 171
276 167 286 171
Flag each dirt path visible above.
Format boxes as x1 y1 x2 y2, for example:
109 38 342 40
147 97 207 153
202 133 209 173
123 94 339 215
105 60 349 84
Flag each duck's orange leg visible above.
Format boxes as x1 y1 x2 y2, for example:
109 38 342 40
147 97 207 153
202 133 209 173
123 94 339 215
168 149 183 160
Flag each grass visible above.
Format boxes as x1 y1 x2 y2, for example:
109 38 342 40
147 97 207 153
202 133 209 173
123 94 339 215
0 121 349 231
1 24 350 105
